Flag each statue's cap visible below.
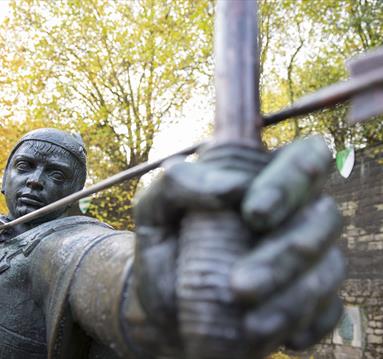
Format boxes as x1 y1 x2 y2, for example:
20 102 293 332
10 128 86 165
2 128 87 193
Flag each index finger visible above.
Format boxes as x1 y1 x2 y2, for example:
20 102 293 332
242 136 331 232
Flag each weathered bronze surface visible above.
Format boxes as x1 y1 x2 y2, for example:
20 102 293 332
4 0 383 357
0 108 344 358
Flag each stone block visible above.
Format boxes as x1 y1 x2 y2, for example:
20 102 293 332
368 334 383 344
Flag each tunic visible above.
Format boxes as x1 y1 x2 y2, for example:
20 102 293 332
0 215 140 359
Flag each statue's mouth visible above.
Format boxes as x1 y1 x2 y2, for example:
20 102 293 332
18 194 45 208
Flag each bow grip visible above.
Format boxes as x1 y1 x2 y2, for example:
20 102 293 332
176 145 268 359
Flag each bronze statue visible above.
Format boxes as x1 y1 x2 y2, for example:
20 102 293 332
6 0 378 357
0 127 345 359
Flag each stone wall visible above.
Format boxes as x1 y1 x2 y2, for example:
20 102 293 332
293 144 383 359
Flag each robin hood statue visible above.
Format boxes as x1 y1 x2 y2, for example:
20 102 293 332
0 127 344 359
0 0 353 357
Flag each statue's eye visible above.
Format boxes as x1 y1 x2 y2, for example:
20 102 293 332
50 170 66 182
15 160 32 171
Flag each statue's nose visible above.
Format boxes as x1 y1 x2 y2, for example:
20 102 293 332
26 170 44 190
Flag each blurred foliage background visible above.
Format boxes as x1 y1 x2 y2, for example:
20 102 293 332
0 0 214 227
0 0 382 228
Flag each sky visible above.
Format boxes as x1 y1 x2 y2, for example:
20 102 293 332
0 1 9 21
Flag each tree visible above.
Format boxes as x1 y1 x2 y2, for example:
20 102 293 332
260 0 383 152
1 0 382 221
0 0 213 227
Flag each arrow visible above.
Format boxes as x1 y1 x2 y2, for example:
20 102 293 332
0 142 201 233
1 46 382 233
264 46 383 125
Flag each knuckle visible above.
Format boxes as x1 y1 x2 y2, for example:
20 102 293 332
290 136 331 173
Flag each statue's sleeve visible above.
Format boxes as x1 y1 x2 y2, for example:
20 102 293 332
28 216 156 359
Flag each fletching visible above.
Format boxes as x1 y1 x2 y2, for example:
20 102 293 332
347 47 383 124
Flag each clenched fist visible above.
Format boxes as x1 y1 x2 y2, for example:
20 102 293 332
132 136 345 359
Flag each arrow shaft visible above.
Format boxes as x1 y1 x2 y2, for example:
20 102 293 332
3 49 382 232
264 65 383 125
0 142 201 232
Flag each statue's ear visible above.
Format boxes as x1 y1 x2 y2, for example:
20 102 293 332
1 171 7 195
2 169 10 195
2 155 13 196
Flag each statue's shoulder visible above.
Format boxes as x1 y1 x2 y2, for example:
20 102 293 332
0 215 117 274
27 215 134 294
26 216 135 359
28 215 113 236
26 215 124 268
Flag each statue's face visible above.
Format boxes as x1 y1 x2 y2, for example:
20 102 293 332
4 141 81 221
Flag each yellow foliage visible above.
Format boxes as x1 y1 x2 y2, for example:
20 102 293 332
268 352 300 359
268 353 314 359
0 0 213 225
